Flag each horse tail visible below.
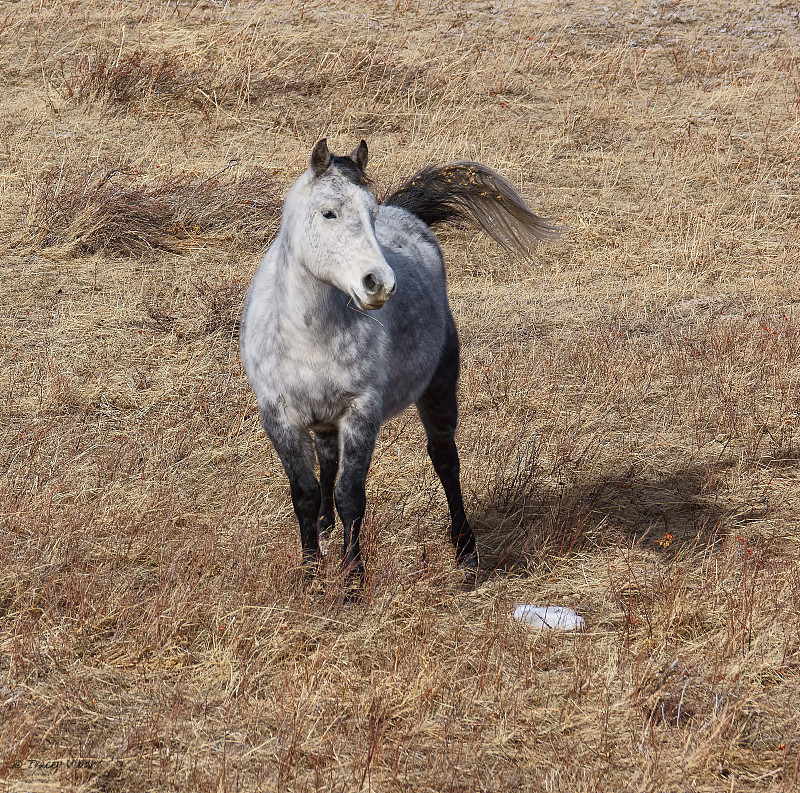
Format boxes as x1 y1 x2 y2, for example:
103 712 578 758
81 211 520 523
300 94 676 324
383 162 561 257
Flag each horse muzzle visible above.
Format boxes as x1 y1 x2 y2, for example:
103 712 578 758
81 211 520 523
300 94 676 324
353 270 396 310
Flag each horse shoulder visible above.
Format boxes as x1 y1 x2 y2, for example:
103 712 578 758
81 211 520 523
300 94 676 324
376 206 446 281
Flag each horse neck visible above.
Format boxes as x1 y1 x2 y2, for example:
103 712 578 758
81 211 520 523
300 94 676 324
272 229 347 336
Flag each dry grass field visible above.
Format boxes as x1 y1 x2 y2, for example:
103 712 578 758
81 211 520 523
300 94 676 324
1 0 799 790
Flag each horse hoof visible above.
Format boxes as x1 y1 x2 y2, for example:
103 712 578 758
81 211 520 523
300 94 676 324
301 551 321 580
318 534 333 559
343 578 365 603
456 550 479 570
342 562 365 601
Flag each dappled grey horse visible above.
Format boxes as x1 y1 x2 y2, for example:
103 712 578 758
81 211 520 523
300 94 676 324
239 140 559 588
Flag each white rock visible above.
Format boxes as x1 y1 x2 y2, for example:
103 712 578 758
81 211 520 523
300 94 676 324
512 605 586 631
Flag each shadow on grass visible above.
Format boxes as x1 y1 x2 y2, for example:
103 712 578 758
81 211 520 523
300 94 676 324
471 461 769 573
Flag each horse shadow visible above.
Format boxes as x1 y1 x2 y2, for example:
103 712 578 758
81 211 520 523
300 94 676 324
469 460 768 573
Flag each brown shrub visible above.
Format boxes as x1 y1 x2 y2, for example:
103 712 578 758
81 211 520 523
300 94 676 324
23 163 280 256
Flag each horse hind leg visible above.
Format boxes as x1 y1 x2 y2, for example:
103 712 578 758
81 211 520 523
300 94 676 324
314 428 339 556
415 329 478 569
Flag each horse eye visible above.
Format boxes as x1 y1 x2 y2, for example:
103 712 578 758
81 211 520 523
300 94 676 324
321 209 337 220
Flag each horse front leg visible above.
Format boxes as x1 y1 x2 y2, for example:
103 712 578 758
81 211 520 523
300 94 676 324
259 407 321 570
334 407 380 590
314 428 339 555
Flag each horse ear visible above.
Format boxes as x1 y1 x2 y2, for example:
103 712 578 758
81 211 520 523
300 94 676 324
351 140 368 172
310 139 331 176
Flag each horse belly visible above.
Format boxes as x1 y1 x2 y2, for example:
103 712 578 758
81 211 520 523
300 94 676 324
382 366 437 420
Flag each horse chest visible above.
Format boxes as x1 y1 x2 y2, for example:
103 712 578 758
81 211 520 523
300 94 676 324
268 324 383 428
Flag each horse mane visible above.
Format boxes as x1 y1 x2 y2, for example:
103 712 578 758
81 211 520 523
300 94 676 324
328 154 373 188
383 162 561 257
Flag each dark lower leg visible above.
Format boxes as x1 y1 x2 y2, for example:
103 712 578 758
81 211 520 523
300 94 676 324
334 409 380 590
335 477 367 583
416 323 478 568
426 436 477 566
260 409 321 570
314 429 339 541
288 475 322 566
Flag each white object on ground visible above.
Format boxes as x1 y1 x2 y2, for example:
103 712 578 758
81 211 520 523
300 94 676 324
512 605 586 631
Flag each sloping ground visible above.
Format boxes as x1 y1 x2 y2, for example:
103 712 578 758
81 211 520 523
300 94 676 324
1 1 798 791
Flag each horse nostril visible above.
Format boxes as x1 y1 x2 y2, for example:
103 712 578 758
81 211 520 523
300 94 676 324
362 273 379 294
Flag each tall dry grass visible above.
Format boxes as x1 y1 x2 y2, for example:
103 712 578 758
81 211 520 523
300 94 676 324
1 0 799 791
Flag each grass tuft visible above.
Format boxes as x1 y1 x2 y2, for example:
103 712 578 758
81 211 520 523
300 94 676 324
21 163 280 256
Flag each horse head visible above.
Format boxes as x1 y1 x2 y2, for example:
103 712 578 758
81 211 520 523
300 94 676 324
284 139 396 310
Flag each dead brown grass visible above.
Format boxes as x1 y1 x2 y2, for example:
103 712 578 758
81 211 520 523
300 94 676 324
19 161 279 256
1 0 800 791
